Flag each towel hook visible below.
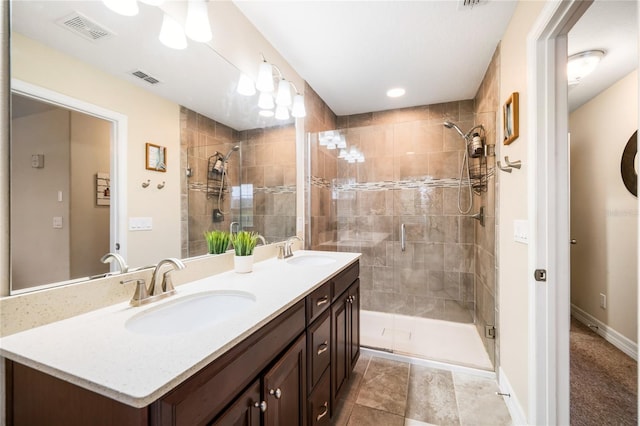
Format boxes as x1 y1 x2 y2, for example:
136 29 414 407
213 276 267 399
505 156 522 169
496 161 512 173
141 179 151 188
157 181 166 189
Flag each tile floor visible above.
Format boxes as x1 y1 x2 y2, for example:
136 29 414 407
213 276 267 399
361 310 493 370
332 352 512 426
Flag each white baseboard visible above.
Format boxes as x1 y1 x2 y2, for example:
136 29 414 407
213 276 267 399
498 366 528 425
571 304 637 361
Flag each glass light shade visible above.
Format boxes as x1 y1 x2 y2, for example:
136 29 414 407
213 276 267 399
338 149 347 159
275 79 292 106
103 0 139 16
275 105 290 120
159 13 187 50
357 156 365 163
259 110 275 117
567 50 604 86
291 94 306 118
348 157 356 163
327 143 337 150
256 62 275 93
237 73 256 96
258 92 274 110
337 136 347 149
185 0 212 43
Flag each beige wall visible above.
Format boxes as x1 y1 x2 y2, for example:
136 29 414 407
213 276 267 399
11 32 182 281
569 70 638 341
69 111 111 278
11 108 71 289
498 0 546 418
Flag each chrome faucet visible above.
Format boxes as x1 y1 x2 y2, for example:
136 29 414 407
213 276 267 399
100 252 128 274
284 236 303 258
122 258 185 307
257 235 267 246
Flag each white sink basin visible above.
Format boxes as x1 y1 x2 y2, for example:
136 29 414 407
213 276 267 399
286 254 337 267
125 290 256 336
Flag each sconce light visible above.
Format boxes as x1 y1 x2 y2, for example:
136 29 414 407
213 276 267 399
291 94 306 118
275 105 290 120
256 61 275 93
568 50 605 86
159 13 187 49
185 0 212 43
258 92 275 110
237 73 256 96
103 0 139 16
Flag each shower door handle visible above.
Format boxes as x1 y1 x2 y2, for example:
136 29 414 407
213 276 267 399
400 223 406 252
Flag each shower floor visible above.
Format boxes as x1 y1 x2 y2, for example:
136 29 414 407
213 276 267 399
360 310 493 371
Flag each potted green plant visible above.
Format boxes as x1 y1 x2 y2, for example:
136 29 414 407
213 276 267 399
204 230 231 255
230 231 259 273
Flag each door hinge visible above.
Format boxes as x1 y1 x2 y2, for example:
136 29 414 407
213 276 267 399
485 325 496 339
534 269 547 282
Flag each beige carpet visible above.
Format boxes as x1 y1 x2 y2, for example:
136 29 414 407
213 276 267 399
570 317 637 426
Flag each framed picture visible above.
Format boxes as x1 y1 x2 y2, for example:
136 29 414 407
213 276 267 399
145 143 166 172
503 92 519 145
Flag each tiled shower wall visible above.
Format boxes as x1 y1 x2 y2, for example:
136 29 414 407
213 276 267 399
473 45 500 365
327 103 478 323
180 106 297 257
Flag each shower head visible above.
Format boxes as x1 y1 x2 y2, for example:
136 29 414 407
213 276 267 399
223 145 240 162
443 121 466 139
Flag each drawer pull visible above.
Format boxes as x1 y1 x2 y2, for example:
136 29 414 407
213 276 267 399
316 296 329 306
269 388 282 399
316 402 329 421
317 341 329 355
254 401 267 412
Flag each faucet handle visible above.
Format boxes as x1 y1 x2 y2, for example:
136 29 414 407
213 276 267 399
161 271 178 294
121 279 148 306
277 244 285 260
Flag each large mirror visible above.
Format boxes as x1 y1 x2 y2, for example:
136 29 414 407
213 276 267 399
9 1 297 293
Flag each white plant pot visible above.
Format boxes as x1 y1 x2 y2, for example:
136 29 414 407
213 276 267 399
234 255 254 273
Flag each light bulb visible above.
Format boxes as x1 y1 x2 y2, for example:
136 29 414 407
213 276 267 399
258 92 274 110
275 105 290 120
237 73 256 96
291 94 306 118
159 13 187 50
256 61 274 93
185 0 212 43
103 0 138 16
275 79 292 106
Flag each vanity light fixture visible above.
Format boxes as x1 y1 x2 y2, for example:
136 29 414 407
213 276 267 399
103 0 139 16
568 50 605 86
256 61 275 93
275 105 290 121
237 73 256 96
159 13 187 49
258 92 275 110
185 0 212 43
259 110 275 117
275 78 292 107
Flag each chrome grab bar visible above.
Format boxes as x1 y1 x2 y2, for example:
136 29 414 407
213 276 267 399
400 223 406 252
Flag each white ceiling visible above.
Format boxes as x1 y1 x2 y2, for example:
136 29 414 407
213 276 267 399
10 0 638 127
236 0 637 115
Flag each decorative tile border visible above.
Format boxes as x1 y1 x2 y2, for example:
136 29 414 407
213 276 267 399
188 182 295 195
310 172 495 192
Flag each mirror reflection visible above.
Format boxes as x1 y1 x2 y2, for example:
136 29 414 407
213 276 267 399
10 1 297 293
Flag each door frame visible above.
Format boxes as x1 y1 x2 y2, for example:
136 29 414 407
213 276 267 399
527 1 593 424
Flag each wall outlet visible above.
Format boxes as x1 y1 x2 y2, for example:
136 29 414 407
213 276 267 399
599 293 607 309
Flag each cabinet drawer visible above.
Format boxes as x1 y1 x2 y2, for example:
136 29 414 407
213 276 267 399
332 261 359 302
307 310 331 393
308 368 331 426
306 281 331 324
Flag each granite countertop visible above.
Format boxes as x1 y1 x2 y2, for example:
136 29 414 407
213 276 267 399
0 250 360 408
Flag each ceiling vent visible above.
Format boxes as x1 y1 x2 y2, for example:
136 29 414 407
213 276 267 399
131 70 161 85
56 12 114 42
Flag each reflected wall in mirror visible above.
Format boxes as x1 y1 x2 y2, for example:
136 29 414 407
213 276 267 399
11 94 111 290
181 107 296 257
10 0 298 293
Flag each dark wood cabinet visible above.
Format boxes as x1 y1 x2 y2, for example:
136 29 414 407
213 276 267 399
331 278 360 412
307 369 330 426
210 381 261 426
263 334 306 426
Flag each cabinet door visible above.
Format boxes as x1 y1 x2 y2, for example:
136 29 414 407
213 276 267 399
263 334 307 426
331 290 349 407
210 381 261 426
348 279 360 368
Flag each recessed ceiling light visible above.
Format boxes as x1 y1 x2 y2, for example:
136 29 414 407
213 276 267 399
567 50 605 86
387 88 406 98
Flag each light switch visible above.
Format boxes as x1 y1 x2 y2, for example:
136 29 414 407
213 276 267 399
129 217 153 231
52 216 63 229
514 220 528 244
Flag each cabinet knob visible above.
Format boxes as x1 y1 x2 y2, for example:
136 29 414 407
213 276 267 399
254 401 267 412
269 388 282 399
316 402 329 421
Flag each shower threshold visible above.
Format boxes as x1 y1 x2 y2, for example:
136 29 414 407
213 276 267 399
360 310 493 371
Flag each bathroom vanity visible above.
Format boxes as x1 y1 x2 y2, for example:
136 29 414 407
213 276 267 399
2 251 360 426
